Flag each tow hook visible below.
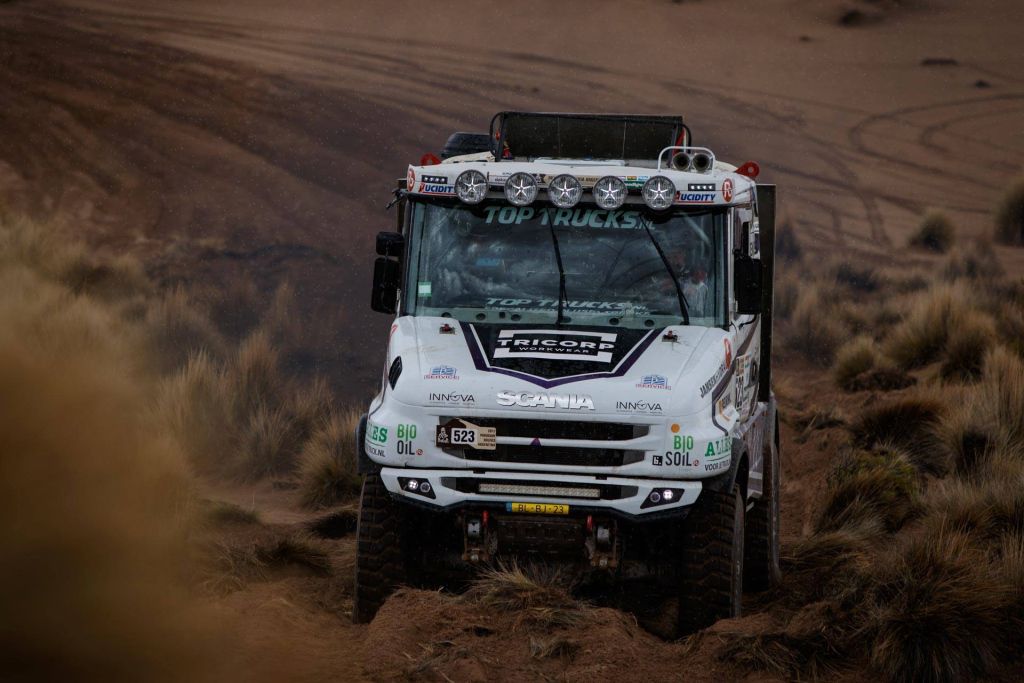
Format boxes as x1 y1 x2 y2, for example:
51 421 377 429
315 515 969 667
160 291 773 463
586 515 619 569
463 511 493 563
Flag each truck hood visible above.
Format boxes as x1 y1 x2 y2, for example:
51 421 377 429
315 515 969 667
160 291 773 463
387 317 734 418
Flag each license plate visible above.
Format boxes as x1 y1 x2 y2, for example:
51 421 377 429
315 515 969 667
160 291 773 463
506 502 570 515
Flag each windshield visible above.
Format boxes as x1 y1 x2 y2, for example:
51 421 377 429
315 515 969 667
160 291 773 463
404 200 727 329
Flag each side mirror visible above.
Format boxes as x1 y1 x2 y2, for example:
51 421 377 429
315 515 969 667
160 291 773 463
734 252 762 315
370 257 401 314
376 231 405 258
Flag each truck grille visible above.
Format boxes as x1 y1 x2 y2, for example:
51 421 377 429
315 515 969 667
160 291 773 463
469 445 644 467
441 417 649 441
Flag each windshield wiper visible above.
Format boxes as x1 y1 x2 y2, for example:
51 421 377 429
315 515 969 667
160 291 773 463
642 222 690 325
547 222 569 325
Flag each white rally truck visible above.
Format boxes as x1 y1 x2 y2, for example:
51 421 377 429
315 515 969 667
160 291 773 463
354 112 780 636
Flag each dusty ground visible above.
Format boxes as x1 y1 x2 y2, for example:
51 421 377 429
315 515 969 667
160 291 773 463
2 0 1024 679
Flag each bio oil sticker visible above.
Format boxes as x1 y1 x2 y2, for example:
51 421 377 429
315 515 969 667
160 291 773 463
417 281 432 298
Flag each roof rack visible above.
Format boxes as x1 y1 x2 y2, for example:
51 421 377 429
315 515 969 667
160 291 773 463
489 112 690 163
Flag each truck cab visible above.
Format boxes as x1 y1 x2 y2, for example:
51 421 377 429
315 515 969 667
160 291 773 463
354 112 780 636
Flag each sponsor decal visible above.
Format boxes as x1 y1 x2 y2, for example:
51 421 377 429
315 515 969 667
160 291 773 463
655 450 698 467
366 443 385 458
497 390 595 410
482 205 647 229
424 365 458 380
716 391 734 416
724 338 733 368
464 322 657 388
673 434 695 451
417 281 432 297
705 436 731 458
615 400 663 414
676 192 716 204
636 374 671 390
704 458 729 473
421 174 447 185
688 183 715 192
722 178 734 202
407 167 414 190
494 329 616 363
435 418 496 450
368 424 388 445
417 182 454 195
427 392 475 405
699 362 728 398
396 423 418 456
485 298 650 314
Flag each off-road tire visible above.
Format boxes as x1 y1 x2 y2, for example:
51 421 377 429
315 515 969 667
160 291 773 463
745 415 782 591
677 483 745 636
352 473 405 624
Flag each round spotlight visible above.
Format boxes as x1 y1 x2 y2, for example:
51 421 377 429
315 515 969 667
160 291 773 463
642 176 676 211
455 169 488 204
504 172 538 206
547 174 582 208
662 489 675 502
593 176 627 210
419 481 432 495
406 480 420 491
671 152 692 171
692 152 713 173
648 491 662 504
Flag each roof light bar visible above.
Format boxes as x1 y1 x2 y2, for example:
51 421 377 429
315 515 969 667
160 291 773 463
593 176 627 210
455 169 488 204
504 172 538 206
642 176 676 210
547 174 582 208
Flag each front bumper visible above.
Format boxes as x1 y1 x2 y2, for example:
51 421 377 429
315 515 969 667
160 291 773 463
379 467 703 517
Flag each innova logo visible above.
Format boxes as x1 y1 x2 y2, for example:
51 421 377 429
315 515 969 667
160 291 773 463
616 400 664 413
496 391 595 410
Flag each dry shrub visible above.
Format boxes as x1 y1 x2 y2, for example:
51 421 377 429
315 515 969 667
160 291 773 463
775 221 802 262
790 403 845 437
298 408 363 509
785 287 845 364
997 303 1024 357
978 347 1024 452
933 395 995 477
864 531 1019 683
909 209 955 253
923 477 1024 545
773 267 800 320
994 176 1024 246
885 282 970 369
201 500 262 527
200 533 331 595
716 602 849 679
829 260 882 293
145 287 227 372
848 395 947 475
940 310 996 381
780 520 880 605
465 564 582 629
941 238 1003 282
834 335 879 390
817 447 922 533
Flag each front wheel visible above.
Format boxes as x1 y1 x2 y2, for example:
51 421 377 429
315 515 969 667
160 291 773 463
352 473 406 624
677 483 745 636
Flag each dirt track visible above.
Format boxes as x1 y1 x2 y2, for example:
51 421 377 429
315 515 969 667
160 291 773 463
2 0 1024 679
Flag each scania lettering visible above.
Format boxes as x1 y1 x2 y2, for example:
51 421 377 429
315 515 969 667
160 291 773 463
354 112 781 637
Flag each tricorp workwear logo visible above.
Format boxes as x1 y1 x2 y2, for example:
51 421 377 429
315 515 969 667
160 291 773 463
493 329 616 363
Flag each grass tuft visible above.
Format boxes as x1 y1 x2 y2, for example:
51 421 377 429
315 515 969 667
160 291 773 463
940 311 996 382
848 395 947 475
885 283 970 369
817 447 922 533
909 210 955 253
297 408 363 509
785 287 846 364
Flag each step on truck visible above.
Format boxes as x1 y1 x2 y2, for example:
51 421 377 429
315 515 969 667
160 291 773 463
354 112 780 636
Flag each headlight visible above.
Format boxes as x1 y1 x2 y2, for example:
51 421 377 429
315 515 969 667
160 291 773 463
455 169 488 204
547 174 582 208
593 176 627 210
642 176 676 211
504 172 538 206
